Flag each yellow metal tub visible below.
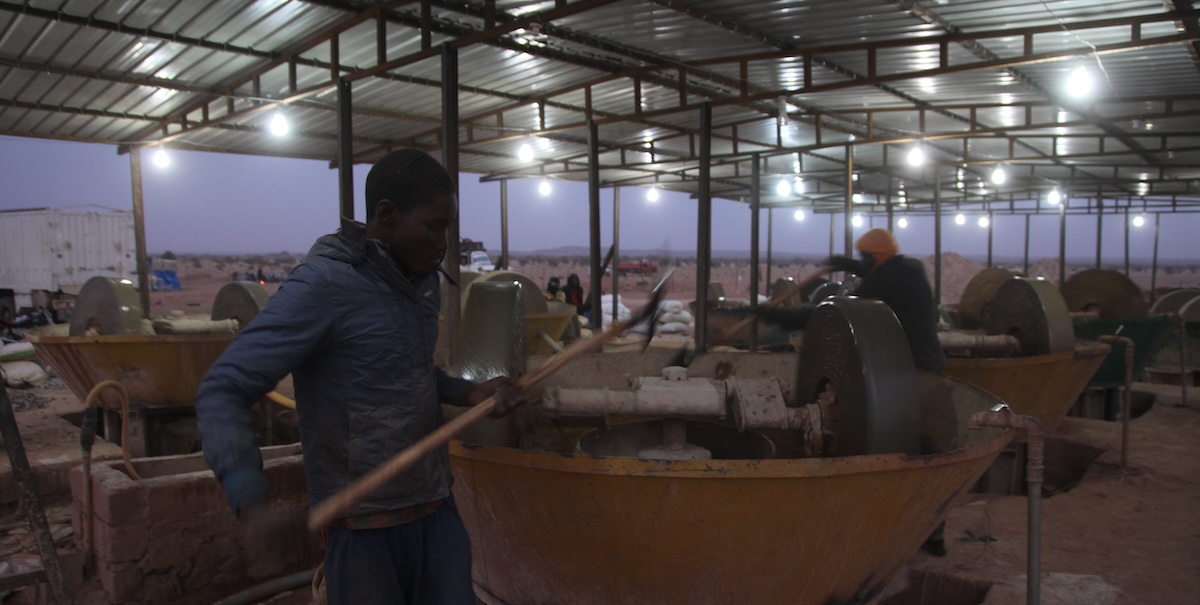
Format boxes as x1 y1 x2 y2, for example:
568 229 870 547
26 324 232 408
451 366 1013 605
945 341 1109 432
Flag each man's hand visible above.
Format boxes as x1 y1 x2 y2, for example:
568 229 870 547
239 503 310 552
465 376 527 418
823 255 865 276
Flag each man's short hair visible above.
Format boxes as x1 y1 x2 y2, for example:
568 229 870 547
364 149 455 219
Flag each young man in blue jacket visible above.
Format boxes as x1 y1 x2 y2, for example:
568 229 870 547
196 149 517 604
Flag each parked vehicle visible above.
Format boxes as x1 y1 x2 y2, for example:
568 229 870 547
459 238 495 273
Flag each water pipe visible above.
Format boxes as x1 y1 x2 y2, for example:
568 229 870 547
80 380 138 575
969 406 1044 605
1097 334 1134 469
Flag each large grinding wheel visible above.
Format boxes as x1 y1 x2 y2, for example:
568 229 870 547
1150 288 1200 317
794 297 921 456
958 267 1025 329
985 277 1074 355
69 276 142 335
808 280 841 302
211 281 270 327
465 270 548 316
1062 269 1148 319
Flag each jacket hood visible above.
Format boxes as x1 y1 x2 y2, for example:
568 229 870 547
308 217 371 265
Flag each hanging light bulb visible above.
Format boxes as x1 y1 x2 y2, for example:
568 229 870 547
269 111 289 136
851 214 863 228
152 148 170 168
538 179 552 196
793 209 806 222
794 177 804 194
852 193 863 204
776 179 792 197
907 145 925 166
646 186 660 202
518 142 534 162
1066 64 1093 97
991 165 1007 185
1132 214 1145 228
978 216 990 228
1047 188 1061 206
955 213 966 225
898 217 909 229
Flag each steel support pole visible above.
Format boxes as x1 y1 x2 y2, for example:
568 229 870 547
441 44 461 367
828 211 835 258
129 149 150 318
695 102 713 352
1123 206 1130 277
1058 198 1067 288
987 209 994 268
1151 212 1160 298
1095 199 1103 269
611 186 620 324
1023 214 1031 274
587 118 603 331
337 78 354 220
934 171 942 305
749 153 761 352
844 145 853 257
886 178 894 231
766 209 774 288
499 179 509 270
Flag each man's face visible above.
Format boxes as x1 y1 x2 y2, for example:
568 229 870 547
377 193 456 278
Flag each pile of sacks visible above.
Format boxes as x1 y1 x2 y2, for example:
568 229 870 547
598 295 694 337
1 341 48 388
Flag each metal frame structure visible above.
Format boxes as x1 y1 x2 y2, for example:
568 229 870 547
2 0 1198 354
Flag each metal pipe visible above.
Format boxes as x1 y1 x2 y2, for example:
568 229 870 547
587 119 603 332
1058 198 1067 287
844 145 853 257
766 208 774 287
499 179 509 269
129 148 151 319
938 332 1021 356
1097 335 1134 468
337 78 354 219
828 210 834 259
695 102 713 352
1180 315 1189 408
1151 212 1160 300
987 209 994 268
1095 199 1103 269
886 178 894 231
441 43 461 368
1023 214 1031 274
612 186 620 325
1123 206 1130 277
934 171 942 304
969 408 1044 605
749 153 761 353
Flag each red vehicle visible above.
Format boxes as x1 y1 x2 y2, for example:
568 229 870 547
617 258 656 276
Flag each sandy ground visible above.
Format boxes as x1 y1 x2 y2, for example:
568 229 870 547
1 254 1199 603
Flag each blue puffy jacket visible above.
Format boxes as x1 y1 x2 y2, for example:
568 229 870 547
196 219 472 520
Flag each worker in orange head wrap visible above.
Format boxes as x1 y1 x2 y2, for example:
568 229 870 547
762 227 949 556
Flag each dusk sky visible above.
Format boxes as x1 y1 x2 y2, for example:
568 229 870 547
0 135 1193 264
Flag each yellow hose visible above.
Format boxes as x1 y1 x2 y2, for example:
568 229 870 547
80 379 138 575
83 380 139 480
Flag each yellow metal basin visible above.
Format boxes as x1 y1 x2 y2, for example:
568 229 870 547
945 341 1109 432
451 365 1013 605
26 324 232 409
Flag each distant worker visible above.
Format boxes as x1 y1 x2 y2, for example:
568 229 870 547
760 228 947 556
563 273 590 317
545 276 565 303
195 149 525 605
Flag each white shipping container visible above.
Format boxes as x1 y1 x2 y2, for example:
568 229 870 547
0 207 137 309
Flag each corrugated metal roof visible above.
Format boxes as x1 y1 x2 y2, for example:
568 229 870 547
0 0 1196 210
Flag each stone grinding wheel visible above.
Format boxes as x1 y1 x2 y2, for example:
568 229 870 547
465 270 548 316
69 276 143 336
958 267 1025 329
985 277 1074 356
794 297 921 456
211 281 270 327
1178 295 1200 323
808 281 841 302
1150 288 1200 318
1061 269 1148 319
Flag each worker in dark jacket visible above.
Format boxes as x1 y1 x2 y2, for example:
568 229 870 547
196 149 521 605
761 228 948 556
